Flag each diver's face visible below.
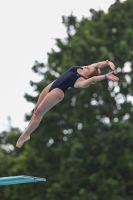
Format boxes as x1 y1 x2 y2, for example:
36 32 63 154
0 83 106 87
84 66 95 77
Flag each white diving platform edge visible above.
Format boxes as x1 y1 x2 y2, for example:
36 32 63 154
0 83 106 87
0 175 46 186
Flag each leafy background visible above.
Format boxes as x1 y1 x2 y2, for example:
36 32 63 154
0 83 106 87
0 0 133 199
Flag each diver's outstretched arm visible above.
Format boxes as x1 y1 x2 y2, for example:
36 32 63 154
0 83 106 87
89 60 116 70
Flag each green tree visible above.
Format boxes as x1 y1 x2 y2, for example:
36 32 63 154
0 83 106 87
0 127 24 200
1 0 133 199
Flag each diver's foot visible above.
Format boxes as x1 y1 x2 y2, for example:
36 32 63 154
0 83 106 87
16 136 30 148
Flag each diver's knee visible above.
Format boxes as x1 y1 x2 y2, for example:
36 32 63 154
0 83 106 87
34 107 43 117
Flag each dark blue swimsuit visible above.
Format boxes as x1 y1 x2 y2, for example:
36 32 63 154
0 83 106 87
49 66 84 94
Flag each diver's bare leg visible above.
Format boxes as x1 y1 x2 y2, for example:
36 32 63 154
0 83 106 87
16 88 64 148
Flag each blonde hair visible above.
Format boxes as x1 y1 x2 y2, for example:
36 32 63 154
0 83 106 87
87 67 101 84
87 67 101 78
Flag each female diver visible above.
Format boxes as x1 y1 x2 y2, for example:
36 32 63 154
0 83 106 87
16 60 119 148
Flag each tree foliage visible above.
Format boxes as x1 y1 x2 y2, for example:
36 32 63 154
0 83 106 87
1 0 133 199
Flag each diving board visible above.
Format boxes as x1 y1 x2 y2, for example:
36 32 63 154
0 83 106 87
0 175 46 186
